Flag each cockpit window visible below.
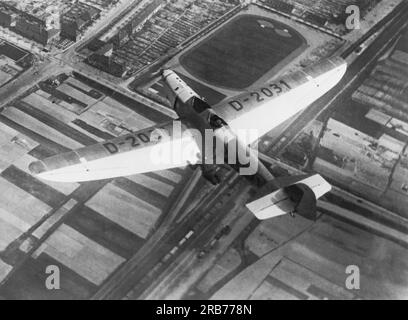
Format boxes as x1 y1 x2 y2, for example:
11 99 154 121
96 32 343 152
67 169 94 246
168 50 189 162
209 113 227 129
192 96 211 113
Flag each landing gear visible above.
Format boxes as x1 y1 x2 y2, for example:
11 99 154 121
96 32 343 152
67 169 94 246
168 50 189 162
201 164 221 185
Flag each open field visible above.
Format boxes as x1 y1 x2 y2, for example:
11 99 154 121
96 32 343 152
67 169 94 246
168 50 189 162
179 14 306 90
138 3 343 107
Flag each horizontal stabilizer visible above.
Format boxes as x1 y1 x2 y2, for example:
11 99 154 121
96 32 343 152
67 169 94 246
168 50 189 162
246 188 296 220
245 174 331 220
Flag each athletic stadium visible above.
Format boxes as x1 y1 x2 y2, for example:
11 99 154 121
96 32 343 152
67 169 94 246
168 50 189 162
140 3 341 106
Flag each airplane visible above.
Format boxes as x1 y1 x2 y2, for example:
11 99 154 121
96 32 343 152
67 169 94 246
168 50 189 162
28 56 347 220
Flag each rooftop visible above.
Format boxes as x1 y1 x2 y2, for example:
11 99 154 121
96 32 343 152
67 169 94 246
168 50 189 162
2 0 61 21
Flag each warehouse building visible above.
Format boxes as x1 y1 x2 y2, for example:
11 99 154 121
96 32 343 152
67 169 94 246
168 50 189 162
60 3 101 41
0 2 60 45
14 12 59 45
0 5 17 27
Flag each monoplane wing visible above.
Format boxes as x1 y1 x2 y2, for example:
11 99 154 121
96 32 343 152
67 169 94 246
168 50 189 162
29 120 201 182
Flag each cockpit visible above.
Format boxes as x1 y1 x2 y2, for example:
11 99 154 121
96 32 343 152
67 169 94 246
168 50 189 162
208 112 227 129
191 96 211 113
190 96 228 130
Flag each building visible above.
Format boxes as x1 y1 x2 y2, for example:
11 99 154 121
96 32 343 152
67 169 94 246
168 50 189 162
60 3 101 41
15 13 59 45
111 0 163 48
112 28 129 48
87 38 106 52
0 2 60 46
0 5 17 27
96 42 114 56
86 54 126 78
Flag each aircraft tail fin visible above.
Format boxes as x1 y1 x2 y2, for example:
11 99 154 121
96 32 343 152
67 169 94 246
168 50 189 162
245 174 331 220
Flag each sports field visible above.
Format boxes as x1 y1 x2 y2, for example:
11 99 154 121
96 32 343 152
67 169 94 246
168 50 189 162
179 14 307 90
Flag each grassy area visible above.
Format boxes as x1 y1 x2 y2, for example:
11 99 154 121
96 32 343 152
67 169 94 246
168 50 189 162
179 14 306 89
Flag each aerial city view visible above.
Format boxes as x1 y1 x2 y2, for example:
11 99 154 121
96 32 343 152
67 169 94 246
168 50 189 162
0 0 406 302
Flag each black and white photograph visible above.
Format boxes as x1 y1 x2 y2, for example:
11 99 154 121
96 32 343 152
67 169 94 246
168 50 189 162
0 0 406 305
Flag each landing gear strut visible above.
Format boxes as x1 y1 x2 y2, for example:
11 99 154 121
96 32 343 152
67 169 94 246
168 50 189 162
201 164 221 185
